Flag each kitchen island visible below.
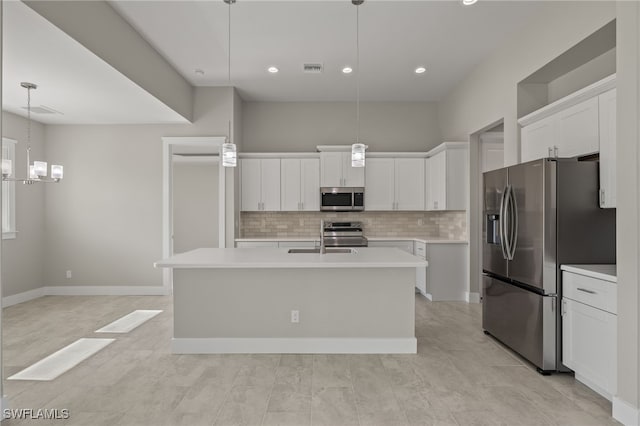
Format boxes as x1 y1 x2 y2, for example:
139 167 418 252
154 247 426 354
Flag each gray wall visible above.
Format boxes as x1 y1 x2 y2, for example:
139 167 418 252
437 2 615 166
616 0 640 413
172 161 219 253
42 87 234 288
436 3 616 299
1 112 46 297
242 102 441 152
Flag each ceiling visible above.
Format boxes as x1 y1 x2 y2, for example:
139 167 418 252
1 0 557 124
109 0 554 102
1 1 188 124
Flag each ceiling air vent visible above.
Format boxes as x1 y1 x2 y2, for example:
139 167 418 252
303 63 323 74
22 105 63 115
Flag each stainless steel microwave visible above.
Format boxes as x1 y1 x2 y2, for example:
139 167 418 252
320 187 364 212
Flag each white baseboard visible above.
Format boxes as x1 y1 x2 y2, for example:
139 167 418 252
2 286 168 307
172 337 418 354
466 292 481 303
575 373 612 401
613 396 640 426
2 288 45 308
43 286 168 296
425 293 433 301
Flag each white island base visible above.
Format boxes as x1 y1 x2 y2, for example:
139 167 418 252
156 248 424 354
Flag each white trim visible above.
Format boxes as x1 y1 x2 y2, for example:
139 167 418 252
1 232 16 240
426 141 468 157
2 138 17 238
161 136 228 295
2 288 45 307
479 132 504 144
239 152 320 159
172 337 417 354
613 396 640 426
465 292 481 303
574 373 613 401
2 286 168 307
367 152 428 158
424 293 434 301
316 145 352 152
43 286 168 296
518 74 616 126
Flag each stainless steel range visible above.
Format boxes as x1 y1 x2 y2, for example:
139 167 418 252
323 221 368 247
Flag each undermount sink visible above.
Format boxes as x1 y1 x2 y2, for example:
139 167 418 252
287 248 356 254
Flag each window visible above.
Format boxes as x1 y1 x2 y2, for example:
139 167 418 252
2 138 16 239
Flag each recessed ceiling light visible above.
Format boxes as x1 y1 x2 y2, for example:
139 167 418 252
194 69 205 76
415 66 427 74
462 0 478 5
268 66 279 74
342 66 353 74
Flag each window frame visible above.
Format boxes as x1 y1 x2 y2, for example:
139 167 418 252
2 137 17 240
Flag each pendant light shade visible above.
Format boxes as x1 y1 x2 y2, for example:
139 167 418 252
222 142 237 167
352 143 366 168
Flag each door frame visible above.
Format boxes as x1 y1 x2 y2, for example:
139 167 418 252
468 120 504 303
162 136 227 294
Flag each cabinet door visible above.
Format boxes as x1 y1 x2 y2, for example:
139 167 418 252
556 97 599 158
343 153 366 187
365 158 395 210
281 159 302 211
260 159 281 211
521 115 555 163
426 244 468 301
395 158 425 210
599 89 616 208
240 159 262 211
562 298 617 398
300 159 320 211
320 152 343 187
427 152 446 210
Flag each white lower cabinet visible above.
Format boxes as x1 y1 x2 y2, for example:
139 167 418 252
414 241 427 296
562 270 617 400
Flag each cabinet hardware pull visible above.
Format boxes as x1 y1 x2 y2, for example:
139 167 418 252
599 189 605 206
548 147 553 157
554 146 559 158
576 288 596 294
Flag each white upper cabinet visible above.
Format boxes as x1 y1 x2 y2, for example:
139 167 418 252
365 157 424 211
521 115 557 162
426 143 468 211
281 158 320 211
240 158 281 211
556 96 599 158
365 158 395 210
320 152 365 187
598 89 616 208
519 75 615 164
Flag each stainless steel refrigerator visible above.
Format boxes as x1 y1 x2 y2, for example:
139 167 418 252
482 158 615 374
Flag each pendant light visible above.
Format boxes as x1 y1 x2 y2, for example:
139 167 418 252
2 83 64 184
351 0 366 167
221 0 237 167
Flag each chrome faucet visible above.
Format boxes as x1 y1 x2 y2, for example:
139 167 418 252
320 219 326 254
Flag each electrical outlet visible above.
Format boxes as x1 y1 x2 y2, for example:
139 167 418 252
290 310 299 323
66 270 72 279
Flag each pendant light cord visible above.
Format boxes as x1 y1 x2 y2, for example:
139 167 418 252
228 0 231 82
356 3 360 144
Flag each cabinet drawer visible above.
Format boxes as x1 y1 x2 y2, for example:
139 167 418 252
414 242 426 258
563 271 617 314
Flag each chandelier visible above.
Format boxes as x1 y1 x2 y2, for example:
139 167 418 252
2 82 64 184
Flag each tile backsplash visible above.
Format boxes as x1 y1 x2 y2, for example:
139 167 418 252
240 211 467 240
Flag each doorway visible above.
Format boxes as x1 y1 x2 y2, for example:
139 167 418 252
468 121 504 303
161 136 227 294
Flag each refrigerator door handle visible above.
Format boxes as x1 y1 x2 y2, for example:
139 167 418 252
508 186 518 260
499 186 508 260
502 186 513 260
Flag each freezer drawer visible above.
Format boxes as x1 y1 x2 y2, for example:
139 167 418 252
483 275 557 371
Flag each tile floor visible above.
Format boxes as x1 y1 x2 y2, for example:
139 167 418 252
1 295 619 426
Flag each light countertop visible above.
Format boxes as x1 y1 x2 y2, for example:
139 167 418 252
561 264 617 283
155 247 428 269
235 237 468 244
